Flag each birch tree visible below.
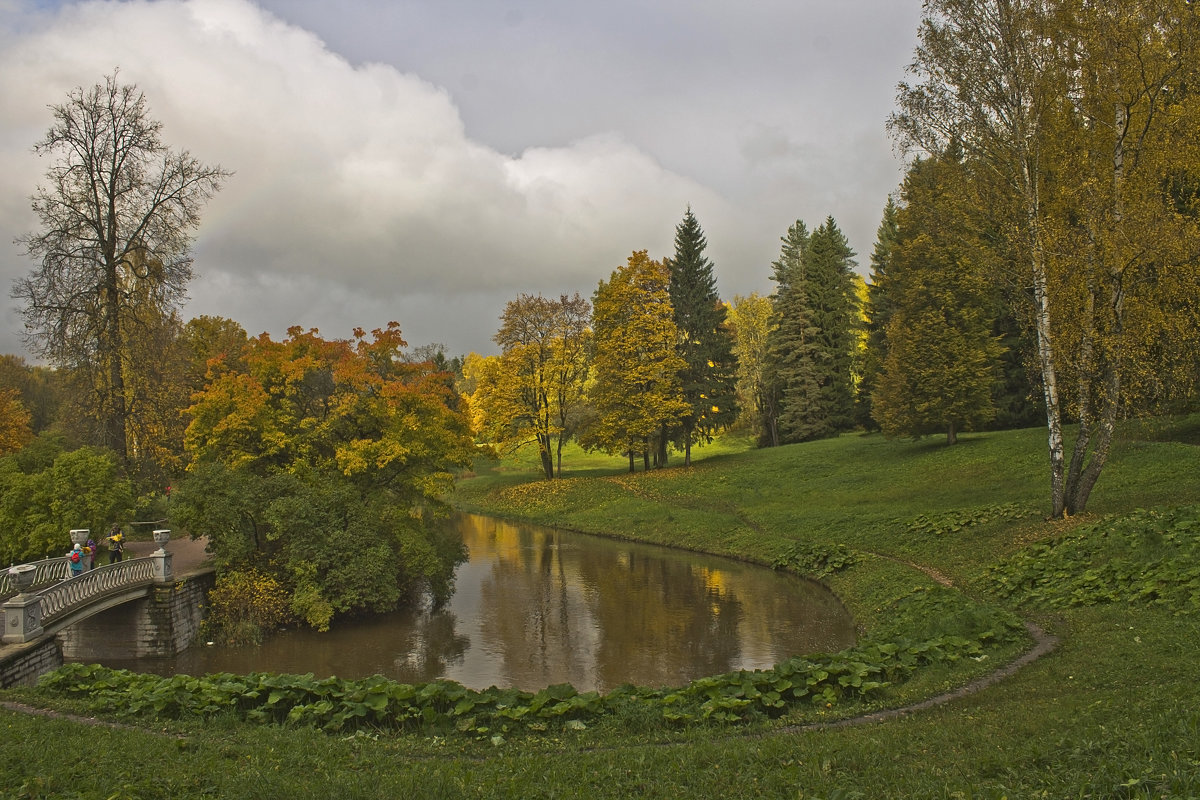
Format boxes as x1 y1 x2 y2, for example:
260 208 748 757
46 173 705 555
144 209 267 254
890 0 1200 515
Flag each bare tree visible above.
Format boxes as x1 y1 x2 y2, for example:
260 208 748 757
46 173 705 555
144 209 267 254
14 72 229 463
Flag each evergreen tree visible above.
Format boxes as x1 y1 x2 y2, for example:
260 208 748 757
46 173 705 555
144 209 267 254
665 207 738 466
760 221 811 446
872 155 1001 444
855 198 900 431
763 218 859 444
803 218 860 436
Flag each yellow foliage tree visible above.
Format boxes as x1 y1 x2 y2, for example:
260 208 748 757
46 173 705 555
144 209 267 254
0 388 34 456
581 251 689 472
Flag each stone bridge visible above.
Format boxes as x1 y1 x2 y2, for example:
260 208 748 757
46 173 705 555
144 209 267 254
0 532 214 687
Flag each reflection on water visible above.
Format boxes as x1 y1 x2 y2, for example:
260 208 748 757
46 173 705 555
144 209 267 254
90 513 856 693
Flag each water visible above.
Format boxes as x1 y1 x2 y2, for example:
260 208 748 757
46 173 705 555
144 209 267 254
90 513 856 693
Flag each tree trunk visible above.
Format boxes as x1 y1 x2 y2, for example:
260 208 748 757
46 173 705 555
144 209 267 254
537 434 554 480
946 420 957 446
1065 97 1129 515
1023 159 1067 518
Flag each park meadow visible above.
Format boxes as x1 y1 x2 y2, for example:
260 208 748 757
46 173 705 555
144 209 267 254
3 415 1199 799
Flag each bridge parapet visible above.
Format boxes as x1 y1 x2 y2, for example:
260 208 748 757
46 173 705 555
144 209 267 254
39 559 156 625
0 557 71 600
3 549 173 644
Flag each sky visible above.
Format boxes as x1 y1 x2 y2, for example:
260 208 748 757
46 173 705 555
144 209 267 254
0 0 925 360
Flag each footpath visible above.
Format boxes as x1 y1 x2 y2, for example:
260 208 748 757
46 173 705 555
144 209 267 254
123 535 211 575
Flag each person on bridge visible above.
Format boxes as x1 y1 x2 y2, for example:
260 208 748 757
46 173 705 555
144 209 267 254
68 544 83 577
107 525 124 564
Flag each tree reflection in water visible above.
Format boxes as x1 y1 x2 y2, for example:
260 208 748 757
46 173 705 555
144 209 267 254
79 513 855 692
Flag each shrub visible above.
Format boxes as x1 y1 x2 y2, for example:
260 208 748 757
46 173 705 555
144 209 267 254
204 567 294 645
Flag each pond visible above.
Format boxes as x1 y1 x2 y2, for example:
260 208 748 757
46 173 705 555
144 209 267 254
91 513 857 693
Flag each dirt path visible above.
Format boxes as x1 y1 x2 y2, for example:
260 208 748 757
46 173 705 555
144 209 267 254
123 535 211 575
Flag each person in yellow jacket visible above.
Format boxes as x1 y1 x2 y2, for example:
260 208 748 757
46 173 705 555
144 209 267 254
107 524 125 564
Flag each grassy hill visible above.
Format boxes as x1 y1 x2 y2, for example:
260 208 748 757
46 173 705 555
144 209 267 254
4 417 1199 798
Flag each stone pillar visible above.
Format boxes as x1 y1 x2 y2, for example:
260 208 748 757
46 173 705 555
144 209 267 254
2 565 43 644
150 529 173 583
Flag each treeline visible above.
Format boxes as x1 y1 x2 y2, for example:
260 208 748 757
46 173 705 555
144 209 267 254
462 204 1041 481
468 0 1200 524
4 0 1200 633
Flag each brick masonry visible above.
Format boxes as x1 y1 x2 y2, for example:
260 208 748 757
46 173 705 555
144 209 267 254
59 571 215 659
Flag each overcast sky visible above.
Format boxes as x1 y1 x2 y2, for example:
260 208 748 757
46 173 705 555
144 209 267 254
0 0 924 359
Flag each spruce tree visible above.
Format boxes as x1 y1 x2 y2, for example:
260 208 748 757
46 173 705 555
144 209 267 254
761 221 815 445
665 207 738 466
856 198 899 431
801 217 859 437
872 154 1001 444
762 218 859 445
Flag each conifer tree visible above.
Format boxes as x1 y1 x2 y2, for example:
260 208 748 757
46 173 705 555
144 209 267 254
856 198 900 431
665 208 738 466
760 221 811 446
804 217 860 435
872 154 1001 444
763 218 859 444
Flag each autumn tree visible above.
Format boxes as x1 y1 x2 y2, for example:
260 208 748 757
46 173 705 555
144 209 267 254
0 389 34 456
582 251 689 471
473 294 592 479
172 324 475 630
14 72 228 465
727 293 772 434
180 315 250 391
891 0 1200 514
665 208 738 466
0 355 63 436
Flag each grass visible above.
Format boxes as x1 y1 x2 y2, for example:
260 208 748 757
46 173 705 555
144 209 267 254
3 416 1200 798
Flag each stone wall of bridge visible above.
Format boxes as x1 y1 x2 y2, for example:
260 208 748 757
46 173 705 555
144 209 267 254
0 569 215 687
58 570 215 660
0 637 62 688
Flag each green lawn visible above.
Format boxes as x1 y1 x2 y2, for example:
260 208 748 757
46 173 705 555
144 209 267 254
4 418 1200 799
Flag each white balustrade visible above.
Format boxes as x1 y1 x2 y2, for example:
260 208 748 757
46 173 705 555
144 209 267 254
37 558 156 625
0 557 72 598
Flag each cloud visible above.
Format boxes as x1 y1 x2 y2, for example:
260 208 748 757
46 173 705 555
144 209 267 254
0 0 734 355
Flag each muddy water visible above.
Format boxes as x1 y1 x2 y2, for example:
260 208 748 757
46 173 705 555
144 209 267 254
95 513 856 692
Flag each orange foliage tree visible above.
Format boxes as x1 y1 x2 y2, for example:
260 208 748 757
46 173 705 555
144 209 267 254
171 323 476 632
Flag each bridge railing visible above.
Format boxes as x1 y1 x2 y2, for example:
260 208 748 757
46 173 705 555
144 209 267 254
0 556 72 600
38 558 156 626
4 543 173 644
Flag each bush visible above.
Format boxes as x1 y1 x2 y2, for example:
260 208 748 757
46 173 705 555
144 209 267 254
204 567 294 645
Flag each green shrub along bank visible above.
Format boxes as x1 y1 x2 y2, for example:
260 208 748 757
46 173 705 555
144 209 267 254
987 505 1200 612
35 597 1023 739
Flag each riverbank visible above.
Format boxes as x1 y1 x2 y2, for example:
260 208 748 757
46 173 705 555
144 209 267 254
2 418 1199 798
